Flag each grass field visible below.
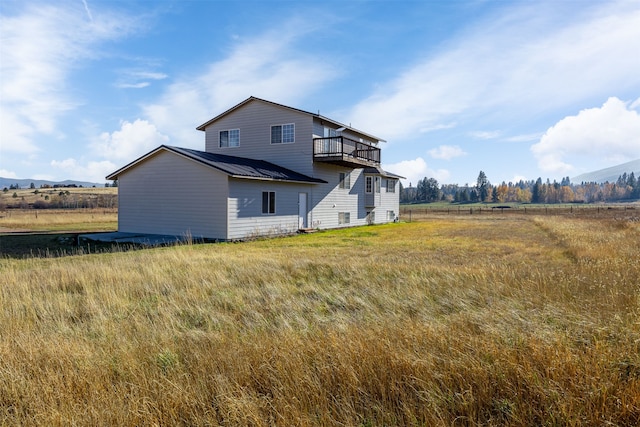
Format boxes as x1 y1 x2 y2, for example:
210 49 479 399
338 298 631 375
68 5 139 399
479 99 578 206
0 208 118 257
1 212 639 425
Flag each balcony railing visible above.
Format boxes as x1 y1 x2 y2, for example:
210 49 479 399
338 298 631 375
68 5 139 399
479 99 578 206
313 137 380 166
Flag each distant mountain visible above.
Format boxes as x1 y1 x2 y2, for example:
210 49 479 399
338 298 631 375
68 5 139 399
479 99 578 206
572 159 640 184
0 177 104 189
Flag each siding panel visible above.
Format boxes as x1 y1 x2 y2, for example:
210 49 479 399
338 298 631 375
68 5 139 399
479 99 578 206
117 150 228 239
204 99 315 176
227 178 311 240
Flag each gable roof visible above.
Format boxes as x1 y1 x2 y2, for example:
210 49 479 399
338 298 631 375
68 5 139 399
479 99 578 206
196 96 387 143
106 145 327 184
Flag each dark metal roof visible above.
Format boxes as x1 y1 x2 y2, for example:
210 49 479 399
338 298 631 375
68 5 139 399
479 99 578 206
363 166 405 179
106 145 326 184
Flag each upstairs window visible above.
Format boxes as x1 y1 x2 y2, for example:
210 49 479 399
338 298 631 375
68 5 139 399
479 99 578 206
339 172 351 189
271 124 295 144
262 191 276 215
324 127 337 138
220 129 240 148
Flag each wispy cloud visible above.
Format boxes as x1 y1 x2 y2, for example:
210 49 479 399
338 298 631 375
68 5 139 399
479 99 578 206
114 69 168 89
428 145 467 160
345 1 640 143
142 17 340 144
0 2 140 154
469 131 501 140
81 0 93 22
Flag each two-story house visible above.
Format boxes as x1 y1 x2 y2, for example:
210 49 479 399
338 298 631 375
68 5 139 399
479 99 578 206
106 97 403 241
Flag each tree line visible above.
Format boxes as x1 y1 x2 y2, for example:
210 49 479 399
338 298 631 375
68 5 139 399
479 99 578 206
402 171 640 204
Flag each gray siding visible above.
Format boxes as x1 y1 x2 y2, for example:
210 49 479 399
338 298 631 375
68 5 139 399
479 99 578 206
117 150 228 239
376 178 400 223
227 178 311 240
204 99 315 176
308 164 400 229
308 164 364 229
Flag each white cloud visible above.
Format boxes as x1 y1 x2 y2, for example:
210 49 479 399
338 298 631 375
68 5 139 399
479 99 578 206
383 157 450 187
469 131 501 140
504 133 542 143
115 82 150 89
0 2 139 155
51 158 116 183
114 69 168 89
143 20 339 144
510 175 528 184
345 2 640 141
428 145 467 160
0 169 19 179
92 119 169 162
531 97 640 174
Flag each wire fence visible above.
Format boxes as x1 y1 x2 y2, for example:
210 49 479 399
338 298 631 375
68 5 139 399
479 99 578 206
399 204 639 222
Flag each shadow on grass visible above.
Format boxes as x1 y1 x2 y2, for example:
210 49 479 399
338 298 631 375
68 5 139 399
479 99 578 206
0 232 143 258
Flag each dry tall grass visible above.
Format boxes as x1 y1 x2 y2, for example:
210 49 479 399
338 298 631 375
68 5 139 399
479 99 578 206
0 208 117 232
1 215 639 425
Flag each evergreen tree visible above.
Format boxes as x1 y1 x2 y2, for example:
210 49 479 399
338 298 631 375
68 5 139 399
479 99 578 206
476 171 490 202
532 178 542 203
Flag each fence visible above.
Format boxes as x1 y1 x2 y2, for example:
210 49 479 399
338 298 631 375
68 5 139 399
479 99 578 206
399 205 638 222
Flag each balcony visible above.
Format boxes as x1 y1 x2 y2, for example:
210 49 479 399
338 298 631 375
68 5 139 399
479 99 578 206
313 137 380 167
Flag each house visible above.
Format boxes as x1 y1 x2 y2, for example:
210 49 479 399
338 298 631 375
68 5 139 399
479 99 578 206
106 97 403 241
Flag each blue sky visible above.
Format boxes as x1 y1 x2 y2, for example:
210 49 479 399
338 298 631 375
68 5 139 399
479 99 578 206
1 0 639 187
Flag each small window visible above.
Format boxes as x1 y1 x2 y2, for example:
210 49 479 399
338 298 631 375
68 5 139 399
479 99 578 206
220 129 240 148
324 127 337 138
262 191 276 214
271 124 294 144
375 176 381 193
365 176 373 193
339 172 350 189
338 212 350 224
386 179 396 193
387 210 395 221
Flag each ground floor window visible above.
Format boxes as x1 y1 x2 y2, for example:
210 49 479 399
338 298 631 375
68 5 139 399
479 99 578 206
338 212 350 224
387 210 395 221
262 191 276 214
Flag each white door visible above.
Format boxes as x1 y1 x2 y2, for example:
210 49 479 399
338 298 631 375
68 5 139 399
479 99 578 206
298 193 308 228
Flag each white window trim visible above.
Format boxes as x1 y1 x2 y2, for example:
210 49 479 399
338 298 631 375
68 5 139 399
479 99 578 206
386 179 396 193
338 211 351 225
271 123 295 144
219 129 240 148
365 176 373 194
339 172 351 189
262 191 276 215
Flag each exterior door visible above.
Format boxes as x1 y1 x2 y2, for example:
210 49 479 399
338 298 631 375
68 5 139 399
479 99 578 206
298 192 308 228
